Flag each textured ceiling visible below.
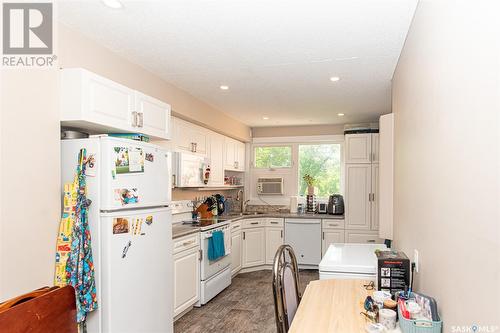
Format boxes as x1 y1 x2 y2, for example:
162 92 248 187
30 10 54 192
57 0 417 127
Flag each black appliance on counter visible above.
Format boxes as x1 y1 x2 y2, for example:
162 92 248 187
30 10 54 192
327 194 344 215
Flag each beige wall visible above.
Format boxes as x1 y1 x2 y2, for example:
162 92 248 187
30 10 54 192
392 0 500 328
58 23 251 142
252 124 344 137
0 69 61 300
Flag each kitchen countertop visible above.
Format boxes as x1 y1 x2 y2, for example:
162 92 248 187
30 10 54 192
172 223 200 239
225 212 345 221
172 212 344 239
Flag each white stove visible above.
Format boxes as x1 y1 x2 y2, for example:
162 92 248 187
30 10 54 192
171 200 232 306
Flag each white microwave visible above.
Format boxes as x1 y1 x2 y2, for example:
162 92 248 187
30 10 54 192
173 152 209 187
257 177 284 195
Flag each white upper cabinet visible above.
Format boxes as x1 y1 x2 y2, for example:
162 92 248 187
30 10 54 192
134 91 171 139
172 117 208 156
224 137 237 170
208 133 225 186
224 137 246 171
236 141 246 171
345 133 372 163
345 133 380 164
60 68 171 140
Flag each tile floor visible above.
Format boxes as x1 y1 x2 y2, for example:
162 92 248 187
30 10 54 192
174 269 318 333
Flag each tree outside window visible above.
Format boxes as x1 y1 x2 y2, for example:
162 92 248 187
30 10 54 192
254 146 292 168
298 144 341 197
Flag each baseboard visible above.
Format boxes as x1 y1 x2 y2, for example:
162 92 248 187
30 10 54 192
174 306 194 322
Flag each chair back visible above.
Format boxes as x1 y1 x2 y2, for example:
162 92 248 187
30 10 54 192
272 244 301 333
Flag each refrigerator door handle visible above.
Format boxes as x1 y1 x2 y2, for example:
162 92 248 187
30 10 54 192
122 240 132 258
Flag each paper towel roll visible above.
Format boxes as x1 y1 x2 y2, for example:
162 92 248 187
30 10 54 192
290 196 298 213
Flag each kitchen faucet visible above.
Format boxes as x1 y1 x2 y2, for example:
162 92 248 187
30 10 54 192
236 189 249 213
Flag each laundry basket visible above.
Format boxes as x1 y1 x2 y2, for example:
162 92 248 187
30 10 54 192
398 306 442 333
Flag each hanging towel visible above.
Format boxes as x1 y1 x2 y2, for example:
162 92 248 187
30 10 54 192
208 230 225 261
223 229 231 255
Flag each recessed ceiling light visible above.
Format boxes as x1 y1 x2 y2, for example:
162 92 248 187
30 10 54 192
330 76 340 82
101 0 123 9
337 113 345 116
219 85 229 90
263 116 269 120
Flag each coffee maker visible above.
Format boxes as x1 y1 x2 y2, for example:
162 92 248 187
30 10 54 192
327 194 344 215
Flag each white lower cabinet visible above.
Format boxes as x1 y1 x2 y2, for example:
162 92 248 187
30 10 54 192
230 223 242 275
242 227 266 267
173 235 200 318
344 230 385 244
321 230 345 256
265 227 284 264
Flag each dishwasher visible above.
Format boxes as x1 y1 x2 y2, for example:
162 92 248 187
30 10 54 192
284 219 321 267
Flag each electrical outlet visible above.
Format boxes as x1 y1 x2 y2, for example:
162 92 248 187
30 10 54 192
414 249 419 273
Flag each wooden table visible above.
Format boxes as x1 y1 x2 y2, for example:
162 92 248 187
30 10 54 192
289 279 384 333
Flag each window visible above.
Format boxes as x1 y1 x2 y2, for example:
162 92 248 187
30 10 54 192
254 146 292 168
298 144 341 197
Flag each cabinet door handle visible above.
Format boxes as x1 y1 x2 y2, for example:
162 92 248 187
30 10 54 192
194 142 197 153
368 193 371 202
322 232 324 240
372 193 375 201
138 112 144 127
131 111 138 127
367 239 376 243
329 223 339 227
270 221 278 224
250 222 258 225
243 231 245 240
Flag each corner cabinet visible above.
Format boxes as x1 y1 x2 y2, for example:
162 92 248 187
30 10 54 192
241 219 266 267
60 68 171 140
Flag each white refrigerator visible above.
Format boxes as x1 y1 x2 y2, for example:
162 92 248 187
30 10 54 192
61 136 173 333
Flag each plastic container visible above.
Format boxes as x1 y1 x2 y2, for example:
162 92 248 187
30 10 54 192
398 306 442 333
